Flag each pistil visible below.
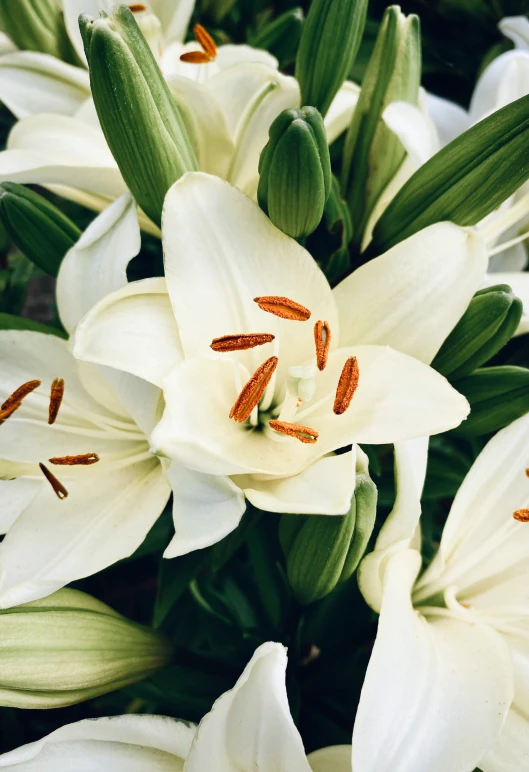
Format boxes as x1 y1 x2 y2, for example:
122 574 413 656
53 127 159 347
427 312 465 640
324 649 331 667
333 356 359 415
229 356 278 423
48 378 64 425
49 453 100 466
269 419 319 444
254 296 311 321
39 463 68 500
314 321 331 371
211 333 275 352
0 380 41 424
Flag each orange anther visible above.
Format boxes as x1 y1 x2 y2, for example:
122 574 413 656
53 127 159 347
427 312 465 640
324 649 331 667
229 356 278 423
333 356 359 415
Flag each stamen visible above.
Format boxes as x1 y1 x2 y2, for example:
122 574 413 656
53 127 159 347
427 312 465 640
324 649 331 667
526 468 529 477
49 453 100 466
39 462 68 500
513 508 529 523
0 380 41 423
229 356 278 423
269 419 319 444
128 3 147 11
314 320 331 371
211 333 275 352
180 50 212 64
333 356 360 415
193 24 217 59
48 378 64 425
254 296 311 321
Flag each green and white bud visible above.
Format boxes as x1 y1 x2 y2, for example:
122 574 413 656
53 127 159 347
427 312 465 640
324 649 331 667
432 285 523 380
0 0 78 63
258 106 332 239
0 589 172 708
295 0 367 117
342 5 421 251
453 366 529 437
80 5 198 227
280 456 377 605
0 183 81 276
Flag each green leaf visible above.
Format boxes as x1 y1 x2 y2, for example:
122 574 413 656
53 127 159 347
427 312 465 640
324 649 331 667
0 312 67 338
249 8 305 69
153 550 204 628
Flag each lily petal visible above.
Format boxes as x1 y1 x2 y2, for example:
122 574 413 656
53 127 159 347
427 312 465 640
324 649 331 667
480 708 529 772
469 50 529 124
499 16 529 52
426 92 470 146
353 550 514 772
57 194 140 334
186 642 311 772
150 0 195 45
382 101 437 167
308 746 352 772
334 223 487 364
74 278 183 387
0 477 42 534
0 52 90 119
0 714 195 769
164 461 246 558
325 82 359 145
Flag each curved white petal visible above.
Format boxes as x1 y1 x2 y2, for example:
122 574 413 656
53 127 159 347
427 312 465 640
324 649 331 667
480 708 529 772
57 194 140 334
164 461 246 558
482 271 529 336
415 411 529 604
325 81 359 145
0 714 195 769
382 101 437 167
353 550 514 772
236 450 356 515
150 0 195 45
469 50 529 123
0 457 170 607
0 52 90 119
62 0 115 65
0 477 42 534
162 172 337 386
499 16 529 51
425 92 470 146
334 223 488 364
308 746 352 772
186 642 311 772
74 278 183 387
358 437 428 612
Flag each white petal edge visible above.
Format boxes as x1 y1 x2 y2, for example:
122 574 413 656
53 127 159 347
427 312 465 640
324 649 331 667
308 745 352 772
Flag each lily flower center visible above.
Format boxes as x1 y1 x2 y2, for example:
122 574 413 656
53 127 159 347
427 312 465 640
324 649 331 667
211 295 361 444
180 24 217 64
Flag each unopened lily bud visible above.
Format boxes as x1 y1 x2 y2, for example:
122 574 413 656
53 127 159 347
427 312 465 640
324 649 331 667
280 463 378 604
0 0 78 62
453 366 529 436
0 183 80 276
258 106 331 239
80 5 198 226
250 8 305 69
295 0 367 117
0 589 172 708
342 5 421 250
432 285 523 380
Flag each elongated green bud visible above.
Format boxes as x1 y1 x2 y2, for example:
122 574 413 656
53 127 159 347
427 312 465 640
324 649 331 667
80 5 198 227
295 0 367 117
0 0 78 62
0 183 80 276
372 94 529 253
453 366 529 436
0 589 172 709
280 466 377 604
342 5 421 251
432 285 523 380
250 8 305 69
258 106 331 239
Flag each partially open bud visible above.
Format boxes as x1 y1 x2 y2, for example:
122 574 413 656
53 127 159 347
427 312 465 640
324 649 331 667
295 0 367 117
452 366 529 437
80 5 198 227
258 106 331 239
0 0 78 63
0 183 81 276
0 589 172 708
280 459 378 604
341 5 421 251
432 285 523 380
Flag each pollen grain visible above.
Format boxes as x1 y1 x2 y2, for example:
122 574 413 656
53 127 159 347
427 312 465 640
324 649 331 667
49 453 100 466
254 296 311 321
48 378 64 425
229 356 278 423
513 508 529 523
211 333 275 352
314 320 331 371
333 356 360 415
0 380 41 424
269 419 319 444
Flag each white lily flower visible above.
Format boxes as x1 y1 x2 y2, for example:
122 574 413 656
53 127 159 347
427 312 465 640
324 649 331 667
354 412 529 772
0 641 341 771
74 172 484 557
0 194 188 608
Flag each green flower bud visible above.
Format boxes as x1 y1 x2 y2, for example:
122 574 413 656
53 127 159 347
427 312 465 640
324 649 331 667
341 5 421 251
258 106 331 239
0 589 172 708
0 183 81 276
0 0 78 63
250 8 305 69
80 5 198 227
295 0 367 117
432 285 523 380
452 366 529 436
280 465 378 605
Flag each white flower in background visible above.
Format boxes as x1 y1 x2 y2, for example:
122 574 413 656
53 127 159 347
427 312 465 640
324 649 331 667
74 171 485 557
0 641 348 772
0 194 183 608
354 412 529 772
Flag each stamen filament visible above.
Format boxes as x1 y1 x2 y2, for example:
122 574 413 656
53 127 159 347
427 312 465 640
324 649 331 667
488 229 529 257
48 378 64 425
333 357 360 415
49 453 100 466
269 419 319 444
254 296 311 321
229 356 278 423
314 320 331 371
211 333 275 352
0 380 41 423
39 462 68 500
